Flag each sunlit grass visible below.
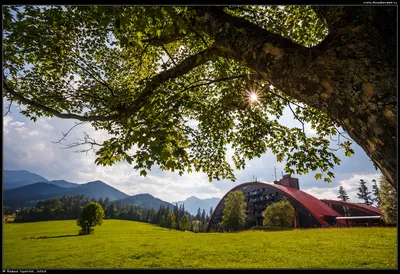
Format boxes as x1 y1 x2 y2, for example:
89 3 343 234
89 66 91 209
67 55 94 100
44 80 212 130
3 220 397 269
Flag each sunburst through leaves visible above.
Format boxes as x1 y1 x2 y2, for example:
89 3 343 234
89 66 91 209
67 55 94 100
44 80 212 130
243 88 263 106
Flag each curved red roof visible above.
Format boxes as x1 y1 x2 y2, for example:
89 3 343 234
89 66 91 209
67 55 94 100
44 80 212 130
321 199 382 215
209 181 342 229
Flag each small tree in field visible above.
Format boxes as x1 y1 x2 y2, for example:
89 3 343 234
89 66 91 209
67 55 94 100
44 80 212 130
77 202 104 235
262 199 295 228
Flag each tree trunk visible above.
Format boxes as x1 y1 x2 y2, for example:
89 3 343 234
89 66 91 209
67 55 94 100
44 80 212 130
193 7 397 189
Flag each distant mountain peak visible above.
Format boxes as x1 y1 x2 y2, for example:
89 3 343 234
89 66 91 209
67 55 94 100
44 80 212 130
87 180 106 184
88 180 105 184
117 193 174 211
135 193 155 198
173 196 220 215
4 169 49 189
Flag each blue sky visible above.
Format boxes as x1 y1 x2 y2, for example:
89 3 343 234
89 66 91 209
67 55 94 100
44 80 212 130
3 97 381 204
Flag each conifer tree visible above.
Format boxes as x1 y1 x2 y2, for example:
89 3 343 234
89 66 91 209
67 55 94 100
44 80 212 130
357 179 373 205
337 186 350 202
160 215 165 227
196 207 202 220
371 180 380 208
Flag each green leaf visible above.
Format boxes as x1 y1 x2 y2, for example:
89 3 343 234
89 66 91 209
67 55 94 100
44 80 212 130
314 173 322 180
140 170 147 177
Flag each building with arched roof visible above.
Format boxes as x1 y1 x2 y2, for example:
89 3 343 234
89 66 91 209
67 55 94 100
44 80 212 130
207 175 382 232
320 199 382 216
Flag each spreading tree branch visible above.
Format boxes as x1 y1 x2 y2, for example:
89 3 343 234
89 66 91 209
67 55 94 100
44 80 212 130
3 77 118 122
62 131 103 154
52 121 87 145
123 46 222 115
4 99 13 116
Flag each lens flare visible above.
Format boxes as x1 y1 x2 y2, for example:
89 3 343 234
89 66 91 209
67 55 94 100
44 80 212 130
244 89 262 106
250 93 258 102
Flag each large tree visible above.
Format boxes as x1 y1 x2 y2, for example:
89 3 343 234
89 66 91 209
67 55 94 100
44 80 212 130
220 190 247 230
2 6 396 189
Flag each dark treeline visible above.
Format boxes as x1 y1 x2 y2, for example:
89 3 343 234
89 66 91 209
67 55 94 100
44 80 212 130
10 196 213 232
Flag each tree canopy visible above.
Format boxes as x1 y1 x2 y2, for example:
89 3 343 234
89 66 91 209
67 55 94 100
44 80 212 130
2 6 396 189
77 202 105 234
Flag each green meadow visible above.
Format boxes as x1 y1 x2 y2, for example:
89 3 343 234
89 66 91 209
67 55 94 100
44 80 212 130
3 220 397 269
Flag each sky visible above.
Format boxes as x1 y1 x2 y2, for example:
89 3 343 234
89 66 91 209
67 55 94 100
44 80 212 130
2 97 381 204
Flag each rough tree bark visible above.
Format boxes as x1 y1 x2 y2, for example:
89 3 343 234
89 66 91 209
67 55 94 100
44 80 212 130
191 7 397 189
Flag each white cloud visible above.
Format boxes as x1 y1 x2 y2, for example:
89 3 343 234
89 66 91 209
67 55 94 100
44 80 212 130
28 130 39 136
10 121 25 127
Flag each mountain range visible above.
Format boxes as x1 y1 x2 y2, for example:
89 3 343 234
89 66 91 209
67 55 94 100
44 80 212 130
3 169 219 214
4 170 79 189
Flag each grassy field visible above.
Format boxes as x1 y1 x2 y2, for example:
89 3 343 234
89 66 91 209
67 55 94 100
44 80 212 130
3 219 397 269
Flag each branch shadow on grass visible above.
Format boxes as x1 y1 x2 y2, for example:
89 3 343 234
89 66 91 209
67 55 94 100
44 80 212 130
23 234 85 240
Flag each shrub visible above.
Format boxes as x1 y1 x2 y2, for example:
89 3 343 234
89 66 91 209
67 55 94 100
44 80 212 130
262 199 295 228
